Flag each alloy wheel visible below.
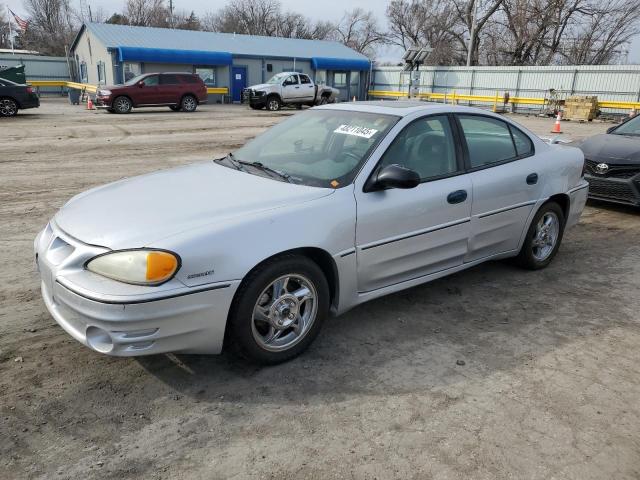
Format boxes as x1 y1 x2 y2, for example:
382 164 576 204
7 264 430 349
251 274 318 352
182 96 197 112
0 99 18 116
267 99 280 111
114 97 131 113
532 211 559 261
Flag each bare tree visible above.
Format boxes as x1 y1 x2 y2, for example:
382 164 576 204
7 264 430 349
124 0 168 28
0 9 11 49
386 0 463 64
174 10 201 31
21 0 77 55
335 8 387 56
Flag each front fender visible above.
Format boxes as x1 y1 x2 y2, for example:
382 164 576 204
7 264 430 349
151 188 356 288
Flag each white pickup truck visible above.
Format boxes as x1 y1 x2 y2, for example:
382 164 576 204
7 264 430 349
242 72 339 111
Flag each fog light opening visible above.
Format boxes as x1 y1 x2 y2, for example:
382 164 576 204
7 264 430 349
86 326 114 353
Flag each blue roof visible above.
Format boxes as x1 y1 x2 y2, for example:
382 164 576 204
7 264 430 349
81 23 370 64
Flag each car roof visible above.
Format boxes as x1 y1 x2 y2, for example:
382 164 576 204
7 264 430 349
316 101 495 117
143 72 197 76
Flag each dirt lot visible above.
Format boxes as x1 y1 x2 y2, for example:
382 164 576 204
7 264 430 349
1 99 639 480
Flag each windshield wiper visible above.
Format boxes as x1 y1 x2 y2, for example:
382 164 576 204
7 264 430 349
237 159 294 183
214 152 246 171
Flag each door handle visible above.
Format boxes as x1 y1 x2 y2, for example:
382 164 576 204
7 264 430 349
447 190 468 204
526 173 538 185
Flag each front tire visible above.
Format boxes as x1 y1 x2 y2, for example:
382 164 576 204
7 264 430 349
113 96 132 114
180 95 198 112
227 255 329 364
516 201 565 270
0 98 18 117
266 95 281 111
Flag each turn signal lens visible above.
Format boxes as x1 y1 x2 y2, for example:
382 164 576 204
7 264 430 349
86 250 180 286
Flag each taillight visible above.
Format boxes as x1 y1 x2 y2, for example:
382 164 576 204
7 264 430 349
26 86 33 94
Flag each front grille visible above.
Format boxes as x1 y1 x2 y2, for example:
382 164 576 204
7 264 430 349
585 159 640 179
587 177 638 203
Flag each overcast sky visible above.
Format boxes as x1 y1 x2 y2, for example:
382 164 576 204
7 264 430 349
4 0 640 62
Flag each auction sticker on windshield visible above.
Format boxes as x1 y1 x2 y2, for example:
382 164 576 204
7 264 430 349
334 125 379 139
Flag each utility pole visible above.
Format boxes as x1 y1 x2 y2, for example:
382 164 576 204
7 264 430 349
168 0 174 28
466 0 478 67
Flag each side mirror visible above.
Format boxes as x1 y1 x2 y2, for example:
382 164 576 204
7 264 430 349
606 126 616 134
372 164 420 190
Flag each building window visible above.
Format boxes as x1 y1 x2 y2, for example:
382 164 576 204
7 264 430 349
123 62 141 82
350 71 360 88
266 63 273 72
315 70 327 85
79 62 88 83
334 72 347 88
97 62 105 84
195 67 215 86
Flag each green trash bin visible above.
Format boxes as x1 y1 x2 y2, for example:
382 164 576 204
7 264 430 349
0 64 27 84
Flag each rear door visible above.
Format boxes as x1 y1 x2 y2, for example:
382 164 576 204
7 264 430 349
355 114 472 292
455 114 541 262
159 74 182 104
298 74 315 102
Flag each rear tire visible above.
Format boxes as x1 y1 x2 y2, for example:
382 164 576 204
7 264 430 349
0 98 18 117
515 202 565 270
180 95 198 112
113 96 132 114
227 254 329 364
266 95 281 111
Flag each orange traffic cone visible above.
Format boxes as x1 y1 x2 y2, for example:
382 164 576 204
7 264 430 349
551 111 562 133
86 96 95 110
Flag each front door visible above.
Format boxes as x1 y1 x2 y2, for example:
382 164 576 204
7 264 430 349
355 114 472 292
455 114 542 262
136 74 160 105
281 74 300 101
232 66 247 103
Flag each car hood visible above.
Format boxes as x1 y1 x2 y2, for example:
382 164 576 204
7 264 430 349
578 134 640 164
250 83 274 91
54 162 333 249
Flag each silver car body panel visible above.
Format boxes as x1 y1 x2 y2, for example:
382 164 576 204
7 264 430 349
35 102 588 355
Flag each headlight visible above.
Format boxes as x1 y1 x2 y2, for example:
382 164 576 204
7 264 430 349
98 89 112 96
85 249 180 286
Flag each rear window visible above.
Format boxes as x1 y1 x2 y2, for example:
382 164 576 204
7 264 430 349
160 74 180 85
181 74 201 84
458 115 517 168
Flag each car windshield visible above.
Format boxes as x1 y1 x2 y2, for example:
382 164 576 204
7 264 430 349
123 74 146 86
266 73 289 84
229 109 399 188
612 115 640 136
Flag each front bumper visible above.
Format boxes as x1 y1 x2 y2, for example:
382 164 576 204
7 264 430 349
584 159 640 206
95 95 112 108
242 88 267 106
35 222 240 356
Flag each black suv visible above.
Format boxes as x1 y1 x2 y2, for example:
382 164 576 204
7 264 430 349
0 78 40 117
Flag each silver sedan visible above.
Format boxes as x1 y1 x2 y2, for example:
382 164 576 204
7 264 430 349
35 102 588 363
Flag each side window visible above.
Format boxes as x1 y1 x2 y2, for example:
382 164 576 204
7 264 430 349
509 125 534 157
283 75 298 86
160 74 179 85
300 74 311 84
458 115 517 168
378 115 458 180
143 75 159 86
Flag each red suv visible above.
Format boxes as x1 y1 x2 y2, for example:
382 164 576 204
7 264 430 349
95 72 207 114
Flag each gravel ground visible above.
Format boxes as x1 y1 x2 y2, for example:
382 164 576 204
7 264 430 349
1 99 639 480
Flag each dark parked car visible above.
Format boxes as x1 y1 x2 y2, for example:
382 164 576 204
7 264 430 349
95 72 207 114
577 114 640 206
0 78 39 117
